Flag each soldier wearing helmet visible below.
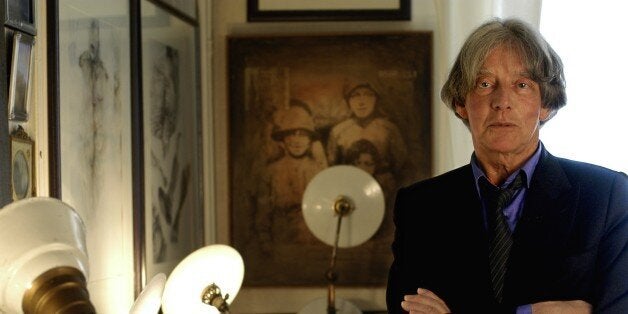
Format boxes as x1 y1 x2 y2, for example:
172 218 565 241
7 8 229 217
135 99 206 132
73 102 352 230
255 99 327 254
327 77 408 180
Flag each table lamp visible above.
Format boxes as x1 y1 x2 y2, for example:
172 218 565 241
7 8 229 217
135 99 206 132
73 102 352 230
301 165 384 314
0 197 95 314
131 244 244 314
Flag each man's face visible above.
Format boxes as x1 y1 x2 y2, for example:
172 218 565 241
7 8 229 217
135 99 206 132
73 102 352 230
348 87 377 119
456 44 550 159
283 129 311 158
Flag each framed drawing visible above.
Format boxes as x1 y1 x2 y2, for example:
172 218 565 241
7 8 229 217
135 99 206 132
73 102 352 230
140 0 203 285
228 33 432 289
8 31 35 122
10 126 34 201
54 0 134 311
247 0 411 22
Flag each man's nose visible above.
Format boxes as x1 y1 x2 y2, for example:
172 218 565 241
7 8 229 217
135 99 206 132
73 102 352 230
491 85 511 110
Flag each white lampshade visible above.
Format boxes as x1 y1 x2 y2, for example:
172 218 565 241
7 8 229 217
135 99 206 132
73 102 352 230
161 244 244 314
129 273 167 314
302 165 385 247
0 197 93 313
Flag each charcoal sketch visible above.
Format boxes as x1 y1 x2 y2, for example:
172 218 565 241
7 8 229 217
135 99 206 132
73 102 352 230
59 12 131 286
145 40 192 264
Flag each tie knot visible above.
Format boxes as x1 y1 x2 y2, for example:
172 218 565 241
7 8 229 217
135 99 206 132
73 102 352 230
479 171 526 211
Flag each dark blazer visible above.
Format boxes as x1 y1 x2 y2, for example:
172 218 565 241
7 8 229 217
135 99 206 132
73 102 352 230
386 147 628 313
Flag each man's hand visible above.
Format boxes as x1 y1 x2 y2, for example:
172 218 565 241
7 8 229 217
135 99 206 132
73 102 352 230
531 300 592 314
401 288 451 313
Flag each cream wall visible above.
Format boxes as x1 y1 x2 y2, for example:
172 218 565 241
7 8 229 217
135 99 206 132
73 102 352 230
209 1 465 312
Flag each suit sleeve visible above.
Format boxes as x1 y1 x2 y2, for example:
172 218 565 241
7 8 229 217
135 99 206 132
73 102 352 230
595 172 628 313
386 187 408 313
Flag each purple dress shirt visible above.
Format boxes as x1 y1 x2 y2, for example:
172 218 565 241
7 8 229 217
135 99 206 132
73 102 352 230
471 142 543 314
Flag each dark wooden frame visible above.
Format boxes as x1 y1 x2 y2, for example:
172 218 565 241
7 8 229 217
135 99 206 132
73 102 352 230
247 0 411 22
228 32 432 292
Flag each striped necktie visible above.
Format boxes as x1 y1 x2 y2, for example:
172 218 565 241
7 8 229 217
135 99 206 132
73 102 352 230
479 172 525 303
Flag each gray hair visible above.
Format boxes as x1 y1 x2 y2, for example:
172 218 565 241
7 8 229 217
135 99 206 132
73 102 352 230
440 18 566 125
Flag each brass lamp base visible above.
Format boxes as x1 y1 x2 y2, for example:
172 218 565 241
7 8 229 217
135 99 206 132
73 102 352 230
22 266 95 314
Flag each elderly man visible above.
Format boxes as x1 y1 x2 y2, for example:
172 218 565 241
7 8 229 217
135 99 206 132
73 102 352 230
386 18 628 313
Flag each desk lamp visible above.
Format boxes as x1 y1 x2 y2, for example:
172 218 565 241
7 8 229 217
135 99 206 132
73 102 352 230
301 165 384 314
131 244 244 314
0 197 95 314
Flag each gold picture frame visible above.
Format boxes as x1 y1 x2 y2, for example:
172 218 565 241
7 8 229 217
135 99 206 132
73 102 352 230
10 126 35 201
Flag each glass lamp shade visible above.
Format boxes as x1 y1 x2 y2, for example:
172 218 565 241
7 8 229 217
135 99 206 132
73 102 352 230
129 273 167 314
161 244 244 314
0 197 92 313
302 165 385 247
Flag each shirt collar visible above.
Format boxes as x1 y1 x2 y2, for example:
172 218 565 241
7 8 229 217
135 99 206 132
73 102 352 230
471 141 543 189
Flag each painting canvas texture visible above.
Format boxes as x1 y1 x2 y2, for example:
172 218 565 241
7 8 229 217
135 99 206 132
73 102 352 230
141 0 203 281
229 33 432 286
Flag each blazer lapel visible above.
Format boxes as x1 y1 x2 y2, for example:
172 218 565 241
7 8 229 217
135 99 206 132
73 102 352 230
512 148 580 255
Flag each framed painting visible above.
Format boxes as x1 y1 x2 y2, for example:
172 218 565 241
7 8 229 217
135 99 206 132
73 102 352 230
10 126 34 201
247 0 411 22
8 31 35 122
140 0 203 285
228 33 432 291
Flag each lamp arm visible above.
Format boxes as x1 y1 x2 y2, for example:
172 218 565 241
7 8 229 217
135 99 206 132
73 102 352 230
327 193 353 314
326 213 344 314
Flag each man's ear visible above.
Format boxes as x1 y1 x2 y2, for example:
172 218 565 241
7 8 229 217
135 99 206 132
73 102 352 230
539 106 552 122
454 101 468 119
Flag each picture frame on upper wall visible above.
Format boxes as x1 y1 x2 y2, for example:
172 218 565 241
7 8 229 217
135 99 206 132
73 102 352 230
247 0 411 22
8 31 35 122
4 0 37 35
227 32 431 311
10 126 34 201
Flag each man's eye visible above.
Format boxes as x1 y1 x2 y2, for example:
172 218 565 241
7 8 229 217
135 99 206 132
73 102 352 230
479 81 491 88
517 82 529 88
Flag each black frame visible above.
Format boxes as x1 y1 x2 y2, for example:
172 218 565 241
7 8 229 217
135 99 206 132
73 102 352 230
4 0 36 35
136 0 204 297
247 0 411 22
7 31 34 122
147 0 197 24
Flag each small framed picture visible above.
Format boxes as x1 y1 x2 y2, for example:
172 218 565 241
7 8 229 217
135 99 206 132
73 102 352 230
10 126 35 201
4 0 36 35
8 31 35 122
247 0 411 22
